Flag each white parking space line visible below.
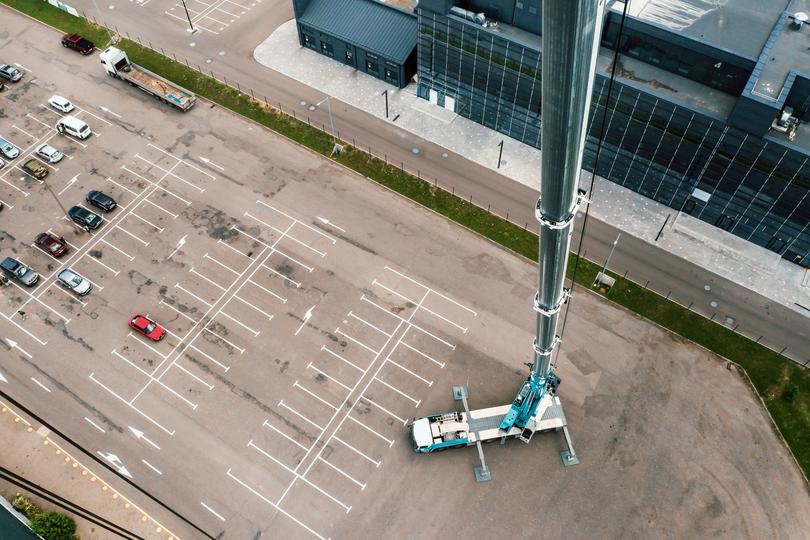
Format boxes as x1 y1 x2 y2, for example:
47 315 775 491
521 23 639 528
85 253 120 276
190 267 227 292
203 327 245 354
373 377 421 407
159 300 200 324
321 346 365 373
121 166 191 207
165 11 220 34
385 356 434 386
347 311 391 337
114 224 149 246
307 362 352 392
174 363 214 390
219 311 260 337
264 264 301 287
30 377 51 393
245 212 326 257
142 198 180 219
362 294 456 349
7 279 71 323
116 348 198 410
38 104 63 118
227 469 329 540
200 501 226 522
84 417 106 433
375 278 469 333
263 420 309 451
89 373 175 436
217 239 250 258
400 341 446 368
347 415 395 447
130 212 164 232
204 252 240 275
232 295 274 320
175 283 213 308
100 239 135 261
0 313 46 346
197 156 224 171
0 175 30 196
74 104 113 127
97 105 122 119
359 395 407 425
278 400 324 431
335 328 379 355
24 113 53 130
256 200 338 245
0 197 14 209
333 436 381 467
294 380 338 411
106 176 141 197
231 227 315 272
384 266 478 316
15 62 32 72
148 143 217 180
125 334 169 360
317 456 366 490
142 459 163 475
136 154 206 193
248 278 287 304
47 282 88 307
11 123 37 139
187 344 230 372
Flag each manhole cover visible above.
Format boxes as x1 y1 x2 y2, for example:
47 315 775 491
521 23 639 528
710 300 718 308
411 148 420 155
308 105 316 111
725 316 736 326
441 152 448 158
704 284 711 292
300 100 307 106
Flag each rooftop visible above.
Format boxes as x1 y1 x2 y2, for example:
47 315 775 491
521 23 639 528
751 0 810 101
613 0 790 60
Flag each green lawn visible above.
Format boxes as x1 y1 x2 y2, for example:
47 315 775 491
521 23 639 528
3 0 808 482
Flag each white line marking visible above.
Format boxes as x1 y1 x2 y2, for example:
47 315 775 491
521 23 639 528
113 224 148 247
190 267 227 292
203 327 245 354
231 227 314 272
385 356 434 386
159 299 200 323
113 349 198 409
74 104 113 126
187 344 230 372
130 212 164 232
348 311 391 337
217 239 250 258
373 377 420 407
100 239 135 260
11 123 36 139
400 342 446 368
89 373 175 435
244 212 326 257
135 154 205 193
0 313 47 346
121 165 191 206
264 264 301 287
46 282 88 306
294 380 338 411
198 156 224 171
247 278 287 304
175 363 214 389
204 252 240 275
321 346 365 373
125 334 169 360
333 436 380 467
84 417 106 433
232 295 274 320
384 266 478 316
200 501 226 521
141 459 163 475
317 456 366 489
257 200 337 244
362 294 456 349
347 415 394 447
106 176 140 196
175 283 213 307
359 395 407 425
315 216 346 233
278 400 324 431
263 420 309 451
6 279 71 322
335 328 379 355
307 362 352 391
143 198 180 219
219 311 260 336
148 143 217 179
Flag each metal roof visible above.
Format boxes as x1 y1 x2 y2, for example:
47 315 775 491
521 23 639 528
298 0 417 63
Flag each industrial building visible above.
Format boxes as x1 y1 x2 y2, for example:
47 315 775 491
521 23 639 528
292 0 417 88
416 0 810 267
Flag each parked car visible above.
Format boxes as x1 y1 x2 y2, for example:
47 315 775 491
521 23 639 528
21 158 48 179
0 257 38 286
85 190 116 212
35 143 63 164
128 314 165 341
34 232 68 258
56 268 91 296
48 95 74 113
61 34 95 55
0 137 19 159
56 116 91 140
68 206 102 230
0 64 23 82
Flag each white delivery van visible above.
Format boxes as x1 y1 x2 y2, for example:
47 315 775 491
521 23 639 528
56 116 92 140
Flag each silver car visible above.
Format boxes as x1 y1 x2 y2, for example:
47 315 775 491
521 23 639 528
35 143 63 163
0 64 22 82
56 268 91 296
0 137 19 159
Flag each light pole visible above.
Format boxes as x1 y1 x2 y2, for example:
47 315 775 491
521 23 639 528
315 96 342 155
594 233 621 287
42 177 84 234
180 0 198 33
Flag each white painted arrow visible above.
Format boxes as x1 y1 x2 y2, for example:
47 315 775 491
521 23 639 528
294 305 317 336
316 216 346 233
57 174 79 196
5 338 32 359
97 451 134 479
0 371 7 383
167 234 187 260
98 105 121 118
198 156 224 171
129 426 161 450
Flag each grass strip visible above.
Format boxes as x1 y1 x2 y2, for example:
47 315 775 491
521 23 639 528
4 0 808 481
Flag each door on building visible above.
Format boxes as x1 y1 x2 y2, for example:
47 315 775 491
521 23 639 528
444 96 455 112
344 45 356 68
429 89 438 105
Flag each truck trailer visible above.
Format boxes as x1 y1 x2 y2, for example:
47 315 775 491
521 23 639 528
99 47 196 111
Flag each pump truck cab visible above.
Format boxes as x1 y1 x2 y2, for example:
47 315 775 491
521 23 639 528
99 47 197 111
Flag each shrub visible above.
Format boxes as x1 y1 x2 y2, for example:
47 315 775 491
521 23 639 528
783 385 800 403
30 511 77 540
11 493 39 519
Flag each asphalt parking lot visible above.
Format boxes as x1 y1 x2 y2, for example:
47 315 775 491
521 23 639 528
2 14 810 540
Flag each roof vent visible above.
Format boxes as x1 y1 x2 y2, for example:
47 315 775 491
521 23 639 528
793 12 808 29
450 6 486 26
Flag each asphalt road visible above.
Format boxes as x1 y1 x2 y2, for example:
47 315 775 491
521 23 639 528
1 12 809 540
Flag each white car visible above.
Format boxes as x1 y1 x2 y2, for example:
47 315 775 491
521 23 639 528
48 95 74 113
35 143 63 163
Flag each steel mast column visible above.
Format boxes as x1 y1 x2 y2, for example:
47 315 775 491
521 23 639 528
533 0 604 375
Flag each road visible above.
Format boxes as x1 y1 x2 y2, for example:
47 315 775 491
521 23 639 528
63 0 810 366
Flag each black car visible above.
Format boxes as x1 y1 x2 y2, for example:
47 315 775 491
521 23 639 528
68 205 103 230
85 190 117 212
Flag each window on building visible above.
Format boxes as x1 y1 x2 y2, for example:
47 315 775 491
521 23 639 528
345 49 354 65
385 67 398 85
366 60 379 74
321 41 334 58
302 33 316 49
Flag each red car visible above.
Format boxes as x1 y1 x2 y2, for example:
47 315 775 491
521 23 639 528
61 34 95 55
128 314 166 341
34 232 68 258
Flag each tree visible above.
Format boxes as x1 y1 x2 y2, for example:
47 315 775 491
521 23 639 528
29 511 77 540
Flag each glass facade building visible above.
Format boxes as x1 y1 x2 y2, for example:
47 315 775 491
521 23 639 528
416 0 810 267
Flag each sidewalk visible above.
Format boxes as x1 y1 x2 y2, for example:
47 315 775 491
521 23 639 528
0 398 181 539
254 21 810 319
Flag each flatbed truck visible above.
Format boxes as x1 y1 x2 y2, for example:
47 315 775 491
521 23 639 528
99 47 196 111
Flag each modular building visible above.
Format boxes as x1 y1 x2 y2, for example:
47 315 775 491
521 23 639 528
416 0 810 267
292 0 417 89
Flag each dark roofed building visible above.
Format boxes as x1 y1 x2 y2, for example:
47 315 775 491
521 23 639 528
292 0 417 88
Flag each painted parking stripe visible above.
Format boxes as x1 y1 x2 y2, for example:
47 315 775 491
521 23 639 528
362 294 456 349
89 373 175 435
384 266 478 316
159 299 200 323
321 346 365 373
278 400 324 431
335 328 379 355
121 165 191 206
359 395 407 425
231 227 314 272
106 176 141 197
174 363 214 390
12 123 37 139
347 311 391 337
143 198 180 219
125 334 169 360
202 327 245 354
347 415 394 447
245 212 326 257
373 279 468 333
147 143 217 180
385 356 433 386
204 252 241 275
217 239 250 258
373 377 421 407
47 282 88 307
256 200 337 244
248 278 287 304
307 362 352 392
264 263 301 287
101 238 135 260
187 343 230 372
400 341 446 368
6 279 70 323
316 456 366 490
219 311 260 336
130 212 164 232
200 501 225 521
112 349 197 409
141 459 163 475
333 435 380 467
0 175 30 196
84 417 106 433
190 267 227 292
135 154 205 193
30 377 51 393
263 420 309 451
0 312 47 346
232 295 274 320
114 224 149 246
175 283 213 308
294 380 338 411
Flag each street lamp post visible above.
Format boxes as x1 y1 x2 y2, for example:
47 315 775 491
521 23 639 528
315 96 341 155
594 233 621 287
42 178 84 233
181 0 198 33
